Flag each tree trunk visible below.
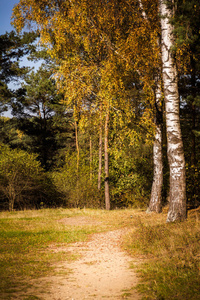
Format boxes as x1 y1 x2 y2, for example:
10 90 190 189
98 110 102 190
104 110 110 210
90 135 93 181
74 118 80 207
149 121 163 213
74 119 80 173
147 85 163 213
7 184 15 212
159 0 187 222
191 56 197 207
191 56 196 167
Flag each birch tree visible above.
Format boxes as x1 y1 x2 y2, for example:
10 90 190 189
129 3 164 213
148 83 163 213
159 0 187 222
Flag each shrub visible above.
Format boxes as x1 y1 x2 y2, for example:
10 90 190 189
51 151 103 208
0 144 47 210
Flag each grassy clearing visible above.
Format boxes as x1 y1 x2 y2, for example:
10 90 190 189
0 207 138 299
124 209 200 300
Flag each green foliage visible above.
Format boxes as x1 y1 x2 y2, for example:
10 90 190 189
0 31 37 84
20 65 60 116
0 144 49 211
109 146 152 208
186 164 200 208
0 117 32 149
11 65 74 171
52 151 103 208
173 0 200 49
106 112 153 208
180 100 200 208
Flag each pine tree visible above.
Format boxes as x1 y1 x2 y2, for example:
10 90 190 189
0 31 37 114
13 65 73 170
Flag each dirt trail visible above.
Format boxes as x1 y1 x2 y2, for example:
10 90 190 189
43 227 141 299
23 217 141 300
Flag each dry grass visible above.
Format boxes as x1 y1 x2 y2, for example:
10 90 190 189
123 208 200 299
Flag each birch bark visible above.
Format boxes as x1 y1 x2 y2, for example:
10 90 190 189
159 0 187 222
148 85 163 213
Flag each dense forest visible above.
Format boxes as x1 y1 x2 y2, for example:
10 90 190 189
0 0 200 222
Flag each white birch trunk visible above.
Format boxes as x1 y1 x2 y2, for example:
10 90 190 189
147 85 163 213
159 0 187 222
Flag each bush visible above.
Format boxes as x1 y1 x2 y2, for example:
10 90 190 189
0 144 48 210
52 152 103 208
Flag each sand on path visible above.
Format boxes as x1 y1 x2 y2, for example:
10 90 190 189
16 217 142 300
42 226 141 300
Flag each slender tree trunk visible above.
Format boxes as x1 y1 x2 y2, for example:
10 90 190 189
90 135 93 181
149 120 163 213
191 103 196 166
74 118 80 207
9 199 14 212
147 85 163 213
7 184 15 212
74 119 80 173
104 110 110 210
191 102 197 208
191 56 197 207
159 0 187 222
191 56 196 167
98 109 102 190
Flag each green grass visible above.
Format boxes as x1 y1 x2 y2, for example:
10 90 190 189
124 209 200 300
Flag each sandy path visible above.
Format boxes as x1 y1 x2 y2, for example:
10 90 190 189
42 228 141 300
